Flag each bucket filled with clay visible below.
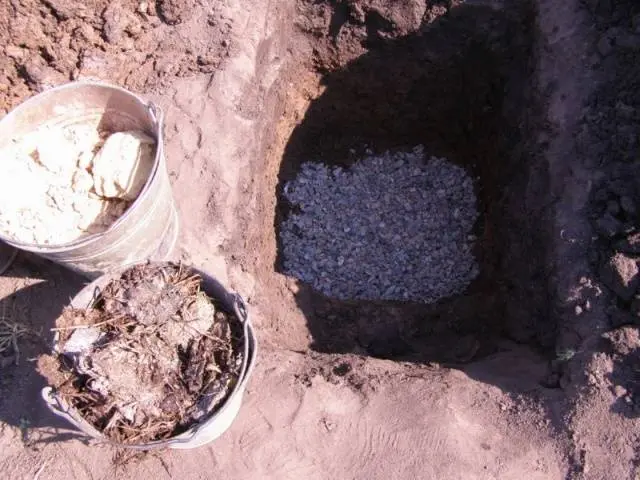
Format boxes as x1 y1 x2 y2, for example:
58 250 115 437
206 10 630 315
40 262 257 450
0 82 178 278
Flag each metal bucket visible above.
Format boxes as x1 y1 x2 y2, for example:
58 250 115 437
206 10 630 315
0 82 179 279
41 264 257 450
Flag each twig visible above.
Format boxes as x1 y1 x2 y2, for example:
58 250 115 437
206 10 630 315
50 315 128 332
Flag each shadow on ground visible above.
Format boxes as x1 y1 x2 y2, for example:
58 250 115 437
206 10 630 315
275 4 554 370
0 254 88 445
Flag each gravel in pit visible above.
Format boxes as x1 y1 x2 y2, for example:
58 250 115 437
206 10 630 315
280 146 479 303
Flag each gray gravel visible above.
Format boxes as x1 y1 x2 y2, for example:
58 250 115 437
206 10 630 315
280 146 479 303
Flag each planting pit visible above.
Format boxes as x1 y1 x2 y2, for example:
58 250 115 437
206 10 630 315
274 3 552 362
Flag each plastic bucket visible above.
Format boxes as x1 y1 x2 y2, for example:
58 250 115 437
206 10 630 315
0 82 179 279
41 263 257 450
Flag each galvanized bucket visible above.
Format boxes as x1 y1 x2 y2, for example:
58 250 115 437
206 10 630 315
41 264 257 450
0 82 179 279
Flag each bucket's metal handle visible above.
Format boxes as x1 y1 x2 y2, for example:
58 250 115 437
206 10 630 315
232 294 256 382
41 387 102 440
147 102 164 130
232 294 249 324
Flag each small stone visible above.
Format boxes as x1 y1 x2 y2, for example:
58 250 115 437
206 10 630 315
125 17 143 38
614 385 628 397
157 0 196 25
42 0 73 20
102 4 127 44
599 253 640 301
197 54 218 66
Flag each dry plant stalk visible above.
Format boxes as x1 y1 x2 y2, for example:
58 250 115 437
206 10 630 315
0 300 33 365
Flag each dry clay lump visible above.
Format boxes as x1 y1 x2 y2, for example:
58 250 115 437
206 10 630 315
0 126 155 245
92 131 155 201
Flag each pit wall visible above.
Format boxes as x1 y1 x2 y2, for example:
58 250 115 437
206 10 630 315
238 0 557 361
162 0 580 360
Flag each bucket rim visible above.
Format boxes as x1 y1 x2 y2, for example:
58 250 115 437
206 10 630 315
0 81 164 252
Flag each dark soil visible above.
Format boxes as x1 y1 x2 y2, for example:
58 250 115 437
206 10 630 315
279 1 550 363
578 0 640 414
39 263 243 445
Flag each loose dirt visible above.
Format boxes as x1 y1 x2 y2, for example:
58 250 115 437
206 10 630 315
0 0 639 478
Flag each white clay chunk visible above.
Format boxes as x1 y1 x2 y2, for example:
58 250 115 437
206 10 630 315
92 131 155 201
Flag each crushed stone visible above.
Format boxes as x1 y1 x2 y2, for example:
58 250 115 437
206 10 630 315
46 263 242 444
0 125 155 245
280 146 479 303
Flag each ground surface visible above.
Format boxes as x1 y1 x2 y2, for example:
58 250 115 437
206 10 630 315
0 0 639 479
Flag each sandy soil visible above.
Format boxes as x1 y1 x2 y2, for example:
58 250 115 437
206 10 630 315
1 0 639 479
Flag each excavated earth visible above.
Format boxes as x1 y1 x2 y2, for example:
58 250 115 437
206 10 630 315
0 0 639 478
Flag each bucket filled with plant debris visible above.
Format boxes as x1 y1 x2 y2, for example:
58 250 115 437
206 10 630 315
39 262 256 449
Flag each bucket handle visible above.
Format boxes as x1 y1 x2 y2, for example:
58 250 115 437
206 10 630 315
233 294 255 381
41 387 105 441
147 102 164 131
